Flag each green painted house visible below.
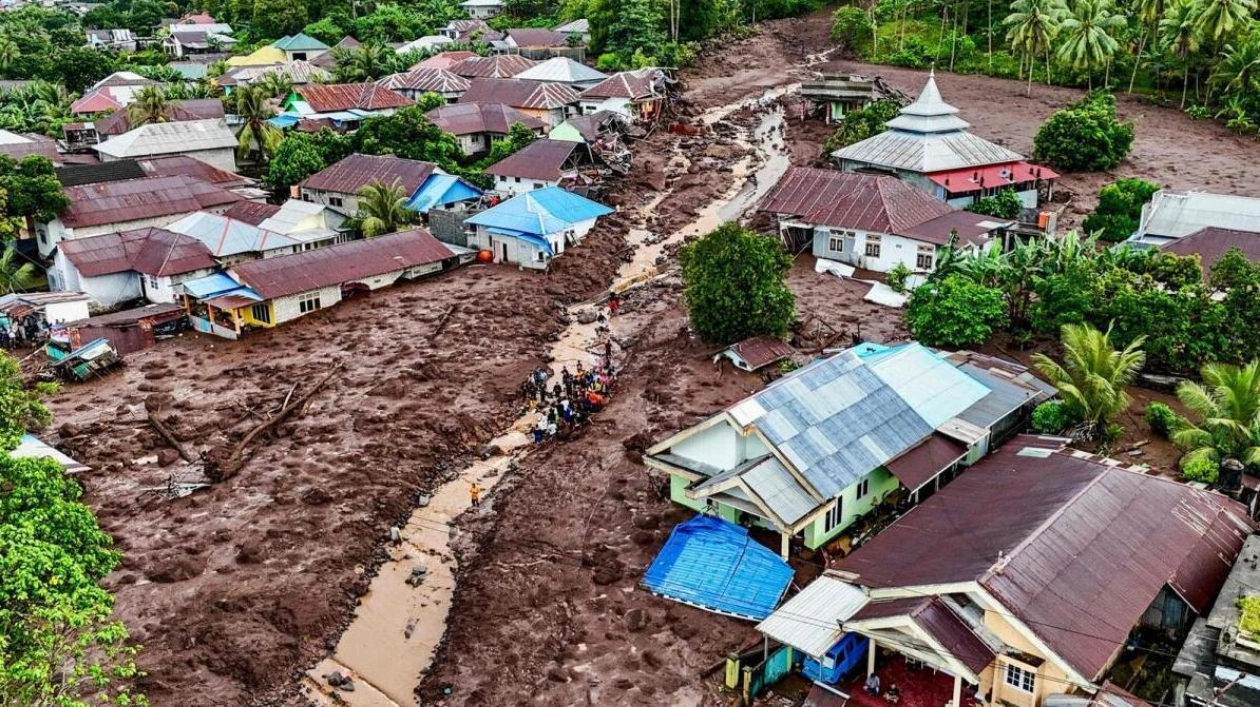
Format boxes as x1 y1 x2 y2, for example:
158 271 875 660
644 343 1054 558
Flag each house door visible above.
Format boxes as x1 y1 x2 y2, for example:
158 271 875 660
499 241 509 263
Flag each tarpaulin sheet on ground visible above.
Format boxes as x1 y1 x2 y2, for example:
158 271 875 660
641 515 793 621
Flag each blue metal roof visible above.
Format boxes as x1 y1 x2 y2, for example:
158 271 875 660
641 515 793 621
183 272 242 298
407 174 482 213
464 186 612 237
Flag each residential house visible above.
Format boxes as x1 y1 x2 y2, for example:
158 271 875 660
37 175 243 258
800 73 874 123
222 200 282 225
51 227 219 306
460 0 503 19
164 211 302 265
426 102 545 156
396 35 454 55
553 18 590 44
225 45 287 67
758 167 1012 275
1159 226 1260 278
458 78 578 128
178 12 218 24
92 119 239 172
484 138 583 196
778 436 1257 707
166 22 235 36
375 68 470 102
438 20 501 44
88 98 225 142
1173 534 1260 707
1129 190 1260 247
168 62 210 80
254 199 350 250
272 33 330 62
55 156 261 201
163 30 236 57
183 227 458 337
299 153 439 216
0 131 63 164
0 292 91 327
643 342 1054 558
276 83 412 131
448 54 537 79
515 57 607 90
217 61 330 94
86 29 137 52
503 28 573 59
311 36 362 69
56 302 187 355
69 72 160 116
464 185 612 268
833 72 1059 212
578 68 668 121
413 50 478 70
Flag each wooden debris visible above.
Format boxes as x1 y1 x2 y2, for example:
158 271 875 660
147 410 193 463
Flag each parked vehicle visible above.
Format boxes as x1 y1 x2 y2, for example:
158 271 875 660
803 631 867 684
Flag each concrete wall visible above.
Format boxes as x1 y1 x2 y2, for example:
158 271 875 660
301 188 358 216
43 299 91 324
50 252 143 307
983 608 1080 707
493 174 557 196
273 285 342 324
803 467 899 549
806 222 942 274
464 5 500 19
429 208 471 247
580 97 631 117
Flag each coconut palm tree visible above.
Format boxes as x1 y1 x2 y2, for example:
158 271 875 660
233 86 282 163
356 180 416 237
0 37 19 74
257 70 294 100
1161 0 1203 107
126 86 171 127
1128 0 1167 92
1172 360 1260 472
0 246 38 295
1004 0 1067 92
1056 0 1126 89
334 43 393 82
1193 0 1256 44
1211 37 1260 98
1032 322 1147 440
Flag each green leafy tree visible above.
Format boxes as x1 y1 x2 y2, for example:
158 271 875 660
679 222 795 344
267 136 329 194
1081 178 1160 241
831 6 874 55
48 47 115 94
821 98 901 155
0 244 37 294
125 85 171 127
251 0 309 38
904 274 1008 347
1194 0 1256 44
1056 0 1125 89
474 121 537 169
303 17 346 44
352 106 464 174
416 91 446 111
0 38 19 75
233 86 282 162
1160 0 1202 108
970 188 1023 218
1004 0 1067 91
1032 322 1147 439
333 42 393 82
355 180 415 237
593 0 665 60
1032 92 1134 171
256 70 294 100
1172 360 1260 472
0 155 70 232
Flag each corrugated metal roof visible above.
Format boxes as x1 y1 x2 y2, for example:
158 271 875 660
449 55 537 79
56 160 147 187
376 68 469 94
484 139 577 181
928 161 1058 193
60 175 242 228
92 119 236 159
165 211 299 257
70 90 124 114
507 28 567 47
301 153 437 196
255 200 344 238
93 98 227 137
851 596 996 676
955 363 1046 430
413 51 478 70
725 336 795 371
1138 191 1260 242
867 345 988 428
219 61 330 87
834 129 1023 174
465 185 611 236
883 434 967 492
898 209 1009 247
137 154 252 188
757 575 869 657
14 434 90 474
580 68 664 99
459 78 580 110
396 36 453 54
230 227 452 299
691 455 819 526
59 227 215 277
1161 226 1260 276
273 33 329 51
884 74 971 134
296 83 412 113
553 18 589 34
757 167 954 234
223 200 281 225
0 141 61 164
641 515 793 621
838 437 1256 681
406 173 482 212
515 57 607 85
65 301 183 327
426 102 544 135
183 271 242 298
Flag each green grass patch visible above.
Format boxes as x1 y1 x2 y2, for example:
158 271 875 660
1240 596 1260 640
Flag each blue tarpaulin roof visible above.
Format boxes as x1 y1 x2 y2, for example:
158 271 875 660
183 272 243 298
465 186 612 237
642 515 793 621
407 173 482 213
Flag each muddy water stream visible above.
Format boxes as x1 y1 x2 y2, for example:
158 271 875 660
301 94 791 707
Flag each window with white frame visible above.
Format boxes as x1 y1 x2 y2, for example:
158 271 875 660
824 497 844 532
328 196 344 208
916 244 935 270
864 234 882 258
1004 663 1035 693
297 291 322 314
856 478 870 499
828 235 844 253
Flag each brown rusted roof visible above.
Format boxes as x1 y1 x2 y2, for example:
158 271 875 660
726 336 795 371
60 175 243 229
1161 226 1260 277
448 54 537 79
0 141 62 164
413 50 478 70
580 68 663 100
230 227 451 299
460 78 579 110
758 167 954 234
296 83 413 113
59 227 216 277
94 98 227 136
66 301 183 328
300 153 436 196
837 436 1256 681
377 68 470 94
850 596 995 675
222 200 281 225
898 209 1010 247
883 434 967 492
507 28 566 47
136 154 253 188
484 139 578 181
426 102 544 136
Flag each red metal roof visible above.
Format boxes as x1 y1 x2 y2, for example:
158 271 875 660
484 139 578 181
898 209 1009 247
426 102 544 136
0 141 62 164
60 175 243 229
460 78 579 110
506 28 566 47
448 55 537 79
883 434 968 492
838 437 1256 681
230 227 452 300
581 68 663 100
70 89 124 115
296 83 413 113
758 167 954 234
59 227 216 277
300 153 436 196
726 336 795 371
850 596 995 676
927 161 1059 194
136 154 252 189
1161 226 1260 277
222 200 281 225
414 51 478 70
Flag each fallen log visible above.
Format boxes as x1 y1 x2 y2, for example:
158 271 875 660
204 361 344 483
147 410 193 463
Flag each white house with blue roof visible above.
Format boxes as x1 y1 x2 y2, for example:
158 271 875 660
464 185 613 269
644 342 1054 558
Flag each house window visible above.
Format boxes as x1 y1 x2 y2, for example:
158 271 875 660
864 234 882 258
328 196 344 208
251 303 271 324
824 497 844 532
856 478 870 500
302 192 312 202
533 182 543 189
1004 664 1035 693
916 244 935 270
147 275 159 289
297 291 322 314
828 235 844 253
514 177 521 183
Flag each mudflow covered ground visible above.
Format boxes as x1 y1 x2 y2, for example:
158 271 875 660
40 7 1260 707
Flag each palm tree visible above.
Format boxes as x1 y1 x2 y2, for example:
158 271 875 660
1128 0 1167 92
0 246 37 295
0 37 18 74
1032 322 1147 440
1160 0 1203 108
334 43 393 82
1056 0 1125 89
1172 360 1260 473
356 181 416 237
1194 0 1256 44
1209 35 1260 104
1004 0 1067 92
233 86 281 163
257 71 294 100
125 86 171 127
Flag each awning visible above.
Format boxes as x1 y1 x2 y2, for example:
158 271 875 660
757 575 868 657
184 272 245 298
204 292 261 310
486 229 554 256
928 161 1060 193
884 434 968 493
642 515 793 621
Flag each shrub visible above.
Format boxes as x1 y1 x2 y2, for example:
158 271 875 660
1185 105 1211 120
1033 93 1134 172
1181 455 1220 484
821 99 902 155
1144 402 1178 438
970 188 1023 219
1031 400 1076 434
831 7 873 55
887 262 911 293
680 223 796 344
1082 178 1160 242
904 275 1008 348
